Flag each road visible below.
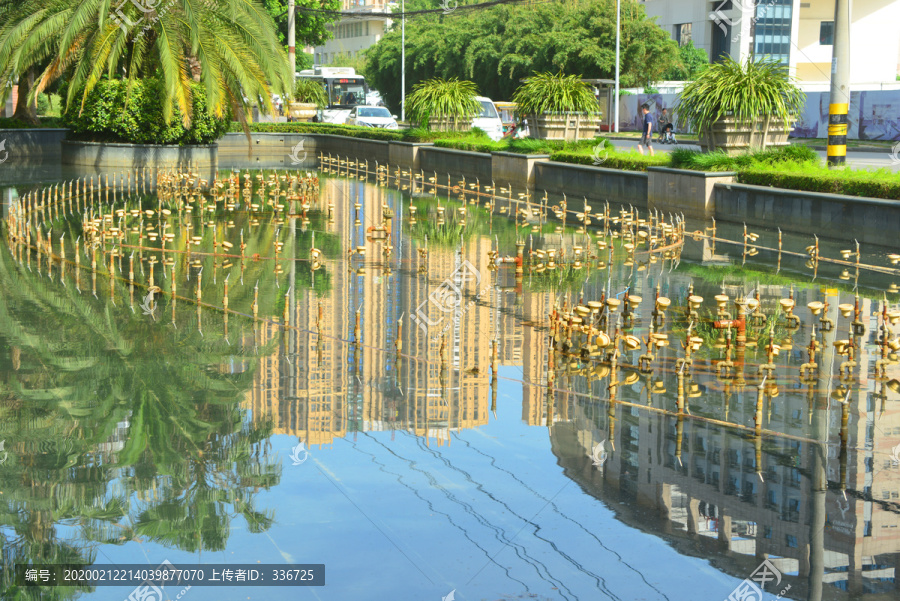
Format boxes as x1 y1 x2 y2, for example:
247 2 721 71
606 138 900 172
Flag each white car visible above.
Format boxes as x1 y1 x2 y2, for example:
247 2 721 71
347 105 399 129
321 108 351 124
472 96 504 141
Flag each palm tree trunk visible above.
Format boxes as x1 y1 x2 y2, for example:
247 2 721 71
12 68 39 125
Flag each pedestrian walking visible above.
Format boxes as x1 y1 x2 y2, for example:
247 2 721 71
638 105 654 156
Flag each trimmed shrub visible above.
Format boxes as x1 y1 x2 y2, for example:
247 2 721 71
63 78 230 145
670 145 818 171
0 117 64 129
230 121 403 141
550 150 670 171
738 164 900 200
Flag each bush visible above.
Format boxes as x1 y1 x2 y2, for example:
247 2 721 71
230 121 403 141
0 117 64 129
62 78 230 145
670 145 818 171
550 149 670 171
738 163 900 200
37 93 51 116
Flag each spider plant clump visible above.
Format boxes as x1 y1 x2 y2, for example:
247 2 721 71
294 79 329 108
512 72 600 116
675 57 805 152
407 78 481 131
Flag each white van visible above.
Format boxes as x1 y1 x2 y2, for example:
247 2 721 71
472 96 504 141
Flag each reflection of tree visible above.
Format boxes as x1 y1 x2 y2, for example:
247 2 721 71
0 239 282 598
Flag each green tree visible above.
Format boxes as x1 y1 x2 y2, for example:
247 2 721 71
331 51 368 77
663 41 710 81
366 0 680 112
0 0 292 129
262 0 342 48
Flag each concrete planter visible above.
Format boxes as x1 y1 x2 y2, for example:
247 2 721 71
491 152 550 190
389 141 434 171
537 161 648 208
648 167 736 219
527 114 599 142
62 140 218 171
698 115 793 154
288 102 318 122
427 117 473 133
419 146 492 182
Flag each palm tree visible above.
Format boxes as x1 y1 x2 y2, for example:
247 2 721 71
0 0 292 128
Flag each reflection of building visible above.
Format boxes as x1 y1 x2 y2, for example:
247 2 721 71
238 176 900 597
243 180 501 446
545 285 900 599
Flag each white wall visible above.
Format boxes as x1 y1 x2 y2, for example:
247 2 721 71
796 0 900 83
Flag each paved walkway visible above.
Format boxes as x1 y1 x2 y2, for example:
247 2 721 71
606 138 900 172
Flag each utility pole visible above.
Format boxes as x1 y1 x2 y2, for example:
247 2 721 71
614 0 620 133
827 0 850 168
401 0 406 122
288 0 296 76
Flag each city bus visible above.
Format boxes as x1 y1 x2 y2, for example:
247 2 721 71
297 66 369 116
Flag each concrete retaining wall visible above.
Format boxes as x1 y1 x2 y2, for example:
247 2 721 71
419 146 492 182
1 129 67 161
63 140 218 171
648 167 736 219
492 152 549 190
714 182 900 248
534 161 648 208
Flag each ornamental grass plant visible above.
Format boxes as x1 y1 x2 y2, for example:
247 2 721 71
406 78 481 130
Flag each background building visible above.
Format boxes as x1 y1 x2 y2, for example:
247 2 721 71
313 0 393 66
641 0 900 85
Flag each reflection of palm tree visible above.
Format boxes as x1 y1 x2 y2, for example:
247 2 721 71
0 238 282 594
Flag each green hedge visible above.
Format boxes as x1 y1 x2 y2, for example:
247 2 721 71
0 117 65 129
63 78 229 145
230 121 404 141
550 150 670 171
738 164 900 200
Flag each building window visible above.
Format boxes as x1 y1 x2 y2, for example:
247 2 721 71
752 0 793 65
820 21 834 45
786 534 797 548
674 23 692 46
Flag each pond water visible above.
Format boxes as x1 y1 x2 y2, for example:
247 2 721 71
0 166 899 601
